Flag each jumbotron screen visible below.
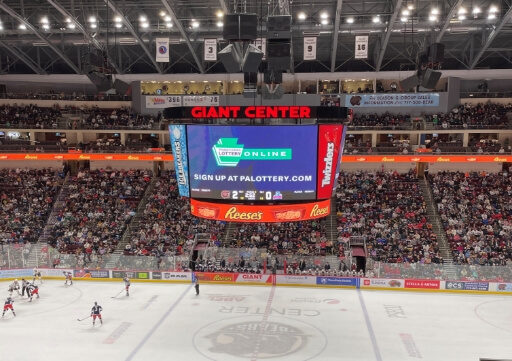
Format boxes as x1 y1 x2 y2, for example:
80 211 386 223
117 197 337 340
187 125 318 201
169 124 344 203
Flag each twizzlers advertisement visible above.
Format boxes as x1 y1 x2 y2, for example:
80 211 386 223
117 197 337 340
317 125 344 199
190 198 330 223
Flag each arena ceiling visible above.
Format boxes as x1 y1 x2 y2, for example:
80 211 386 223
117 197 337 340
0 0 511 75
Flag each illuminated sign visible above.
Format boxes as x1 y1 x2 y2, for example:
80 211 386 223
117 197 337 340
190 199 331 223
190 106 312 119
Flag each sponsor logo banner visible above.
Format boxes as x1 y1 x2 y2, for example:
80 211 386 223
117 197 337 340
275 275 317 285
235 274 273 283
169 125 190 197
195 272 236 282
463 282 489 291
152 272 162 280
345 93 440 108
496 283 512 292
445 281 465 290
404 279 440 289
317 125 343 199
362 278 403 288
74 269 110 278
161 272 191 280
183 95 219 107
316 277 357 286
342 155 512 163
0 153 173 161
41 268 74 277
146 95 182 108
0 269 33 279
191 198 330 223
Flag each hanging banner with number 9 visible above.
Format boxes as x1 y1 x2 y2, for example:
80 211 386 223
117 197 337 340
355 36 368 59
304 37 317 60
204 39 218 61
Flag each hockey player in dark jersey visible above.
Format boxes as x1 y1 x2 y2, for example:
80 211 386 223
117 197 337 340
2 297 16 317
91 302 103 326
28 284 39 302
21 279 30 297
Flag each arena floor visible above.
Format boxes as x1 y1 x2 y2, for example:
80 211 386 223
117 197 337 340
0 280 511 361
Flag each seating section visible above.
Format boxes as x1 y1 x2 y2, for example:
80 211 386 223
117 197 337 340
425 103 511 129
335 170 441 265
0 104 62 128
430 171 512 267
46 169 151 267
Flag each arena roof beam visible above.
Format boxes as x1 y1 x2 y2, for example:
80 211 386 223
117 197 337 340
436 0 464 43
0 2 81 74
330 0 343 72
160 0 205 74
0 40 47 75
46 0 123 75
375 0 403 71
469 5 512 70
103 0 163 74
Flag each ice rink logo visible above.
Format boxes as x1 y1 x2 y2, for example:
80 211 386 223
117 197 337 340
194 316 326 361
212 138 292 167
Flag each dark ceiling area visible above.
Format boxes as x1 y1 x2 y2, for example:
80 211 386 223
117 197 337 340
0 0 511 75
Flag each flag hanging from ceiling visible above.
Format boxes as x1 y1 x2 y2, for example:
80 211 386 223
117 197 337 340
304 37 317 60
355 36 368 59
156 38 170 62
204 39 218 61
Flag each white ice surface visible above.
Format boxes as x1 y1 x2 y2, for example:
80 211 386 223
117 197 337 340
1 280 511 361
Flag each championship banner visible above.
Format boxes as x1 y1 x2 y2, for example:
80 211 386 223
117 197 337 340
304 37 317 60
254 38 267 59
355 35 368 59
190 199 331 223
156 38 170 62
204 38 218 61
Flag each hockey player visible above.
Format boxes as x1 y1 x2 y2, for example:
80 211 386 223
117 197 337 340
33 268 42 284
27 284 39 302
2 297 15 317
64 272 73 286
21 279 30 297
8 279 21 297
123 276 130 296
91 302 103 326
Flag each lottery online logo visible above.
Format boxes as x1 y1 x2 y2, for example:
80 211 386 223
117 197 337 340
212 138 292 167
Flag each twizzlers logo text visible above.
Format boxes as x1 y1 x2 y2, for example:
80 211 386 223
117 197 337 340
321 142 335 187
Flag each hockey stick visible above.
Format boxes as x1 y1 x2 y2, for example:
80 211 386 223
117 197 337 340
111 288 125 298
77 315 91 321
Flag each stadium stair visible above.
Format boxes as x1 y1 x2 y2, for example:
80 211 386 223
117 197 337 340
26 177 70 268
105 176 157 268
419 178 457 280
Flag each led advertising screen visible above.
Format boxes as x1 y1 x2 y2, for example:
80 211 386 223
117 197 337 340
187 125 318 201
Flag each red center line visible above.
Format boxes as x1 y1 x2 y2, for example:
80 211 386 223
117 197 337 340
250 275 277 361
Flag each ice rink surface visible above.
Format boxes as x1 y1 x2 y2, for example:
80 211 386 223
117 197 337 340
1 279 511 361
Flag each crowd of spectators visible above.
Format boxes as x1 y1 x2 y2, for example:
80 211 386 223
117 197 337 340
118 170 225 271
429 171 512 268
0 104 62 129
47 168 151 268
70 107 160 130
335 170 442 265
425 102 512 129
348 112 413 129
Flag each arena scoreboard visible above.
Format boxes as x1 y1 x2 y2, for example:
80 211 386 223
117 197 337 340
169 123 346 222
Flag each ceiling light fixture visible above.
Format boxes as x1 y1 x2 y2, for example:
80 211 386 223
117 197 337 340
115 23 122 28
489 5 498 13
114 16 122 22
89 16 96 23
298 12 306 20
216 11 224 18
139 15 147 22
216 21 223 27
401 16 408 22
141 22 149 28
166 22 173 28
19 24 26 30
472 7 481 14
487 13 496 19
68 23 76 29
372 15 380 23
164 16 171 22
431 8 439 15
429 15 438 21
346 17 354 24
402 9 410 16
321 19 328 25
320 12 328 19
191 21 199 28
90 23 97 28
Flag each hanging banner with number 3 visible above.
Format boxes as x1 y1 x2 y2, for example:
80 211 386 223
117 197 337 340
204 39 218 62
304 37 317 61
355 36 368 59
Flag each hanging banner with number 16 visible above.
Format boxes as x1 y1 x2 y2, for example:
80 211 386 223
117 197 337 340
355 36 368 59
204 39 218 61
